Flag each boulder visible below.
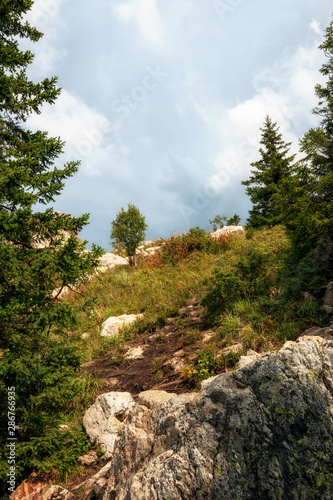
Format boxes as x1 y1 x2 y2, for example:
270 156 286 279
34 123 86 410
210 225 245 239
100 314 143 337
137 390 178 409
97 253 129 272
80 337 333 499
83 392 135 457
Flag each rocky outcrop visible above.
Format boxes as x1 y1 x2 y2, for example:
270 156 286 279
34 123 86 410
83 392 135 457
97 253 129 272
75 336 333 499
100 314 144 337
210 225 245 239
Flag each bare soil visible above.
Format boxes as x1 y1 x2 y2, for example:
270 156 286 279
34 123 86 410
80 299 215 399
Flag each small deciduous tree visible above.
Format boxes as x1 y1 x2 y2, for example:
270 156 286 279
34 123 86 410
111 202 148 264
242 116 296 228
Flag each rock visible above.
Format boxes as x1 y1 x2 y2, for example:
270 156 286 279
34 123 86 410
40 486 75 499
324 282 333 307
85 338 333 499
210 225 245 239
124 346 145 360
137 390 178 409
58 424 70 432
10 482 74 500
237 349 262 369
100 314 143 337
78 451 98 467
83 392 135 457
10 479 47 500
96 252 129 272
72 462 113 499
200 374 219 389
303 291 316 301
218 343 244 357
297 325 333 341
163 357 186 373
202 331 215 343
146 246 161 255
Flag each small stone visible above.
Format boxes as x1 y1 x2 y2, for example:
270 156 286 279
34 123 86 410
124 346 145 360
78 451 98 466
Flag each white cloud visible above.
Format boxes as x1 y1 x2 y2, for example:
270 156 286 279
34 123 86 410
27 91 110 176
207 25 326 192
111 0 165 46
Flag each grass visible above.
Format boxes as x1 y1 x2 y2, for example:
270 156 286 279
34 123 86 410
7 224 330 492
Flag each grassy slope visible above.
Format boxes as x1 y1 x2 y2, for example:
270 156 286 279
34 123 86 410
4 225 330 494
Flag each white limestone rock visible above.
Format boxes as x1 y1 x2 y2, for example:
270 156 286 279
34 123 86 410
83 392 135 457
100 314 144 337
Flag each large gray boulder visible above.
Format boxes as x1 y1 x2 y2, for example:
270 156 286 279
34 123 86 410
79 337 333 499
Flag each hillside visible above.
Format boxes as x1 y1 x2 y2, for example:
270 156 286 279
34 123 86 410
5 225 333 499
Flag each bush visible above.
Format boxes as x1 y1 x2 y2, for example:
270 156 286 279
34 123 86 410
162 227 211 265
0 343 91 496
161 227 231 265
202 245 276 322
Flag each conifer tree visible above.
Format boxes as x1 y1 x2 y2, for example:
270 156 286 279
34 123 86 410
0 0 103 352
242 116 296 228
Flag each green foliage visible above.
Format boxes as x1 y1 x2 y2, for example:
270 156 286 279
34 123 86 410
0 2 104 353
162 227 211 265
209 214 241 231
242 115 296 228
161 226 233 266
280 20 333 290
209 215 227 231
110 202 148 264
0 344 91 496
201 244 274 319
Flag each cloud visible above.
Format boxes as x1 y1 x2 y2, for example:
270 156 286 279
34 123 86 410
111 0 165 46
27 91 110 176
207 22 326 190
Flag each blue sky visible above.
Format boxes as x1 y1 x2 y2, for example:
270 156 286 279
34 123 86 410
24 1 333 249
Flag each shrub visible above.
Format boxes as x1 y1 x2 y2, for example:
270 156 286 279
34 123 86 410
202 245 276 322
0 343 91 496
162 227 211 265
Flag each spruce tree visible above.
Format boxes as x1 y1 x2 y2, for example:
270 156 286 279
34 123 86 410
242 116 296 228
0 0 103 352
278 18 333 294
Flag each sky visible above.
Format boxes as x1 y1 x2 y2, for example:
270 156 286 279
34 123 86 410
23 0 333 250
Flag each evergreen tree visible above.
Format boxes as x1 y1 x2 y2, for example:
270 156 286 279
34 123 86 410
0 0 103 352
242 116 296 228
282 19 333 288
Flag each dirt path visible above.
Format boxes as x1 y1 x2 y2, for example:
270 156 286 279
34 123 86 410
80 300 211 398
